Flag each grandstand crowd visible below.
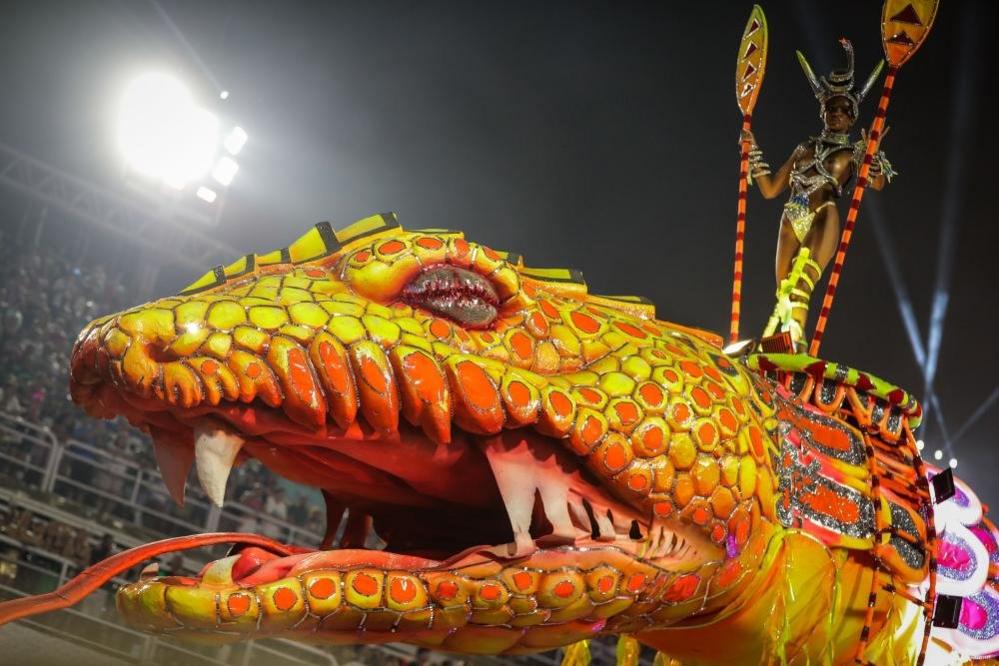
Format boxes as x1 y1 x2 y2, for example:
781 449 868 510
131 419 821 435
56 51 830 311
0 222 574 664
0 225 325 565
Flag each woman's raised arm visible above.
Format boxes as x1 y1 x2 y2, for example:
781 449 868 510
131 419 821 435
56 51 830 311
742 129 797 200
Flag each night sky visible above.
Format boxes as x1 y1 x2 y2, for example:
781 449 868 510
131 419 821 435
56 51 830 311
1 1 996 504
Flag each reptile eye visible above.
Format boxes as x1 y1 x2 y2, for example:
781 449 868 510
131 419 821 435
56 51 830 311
402 265 499 328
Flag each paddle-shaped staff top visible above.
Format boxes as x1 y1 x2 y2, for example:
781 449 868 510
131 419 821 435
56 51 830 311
736 5 768 116
807 0 940 358
882 0 940 68
728 5 768 343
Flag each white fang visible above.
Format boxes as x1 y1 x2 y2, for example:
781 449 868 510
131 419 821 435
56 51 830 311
194 425 244 507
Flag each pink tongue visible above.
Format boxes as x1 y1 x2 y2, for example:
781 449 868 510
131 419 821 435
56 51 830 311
231 549 442 587
230 547 282 582
237 553 309 586
286 550 440 577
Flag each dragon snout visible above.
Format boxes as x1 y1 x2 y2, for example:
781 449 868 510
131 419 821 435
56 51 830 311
69 321 120 419
66 304 446 442
70 323 108 387
69 309 192 417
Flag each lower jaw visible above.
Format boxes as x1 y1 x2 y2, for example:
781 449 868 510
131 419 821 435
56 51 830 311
82 383 671 554
87 385 720 647
117 541 678 654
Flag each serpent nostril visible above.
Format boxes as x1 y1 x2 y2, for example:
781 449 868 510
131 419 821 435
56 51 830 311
146 344 181 364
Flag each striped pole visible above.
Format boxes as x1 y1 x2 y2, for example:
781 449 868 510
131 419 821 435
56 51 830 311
729 5 768 343
808 66 897 357
730 113 753 343
811 0 938 355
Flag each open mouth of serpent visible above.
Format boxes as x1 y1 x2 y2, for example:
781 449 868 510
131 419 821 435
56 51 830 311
76 381 714 586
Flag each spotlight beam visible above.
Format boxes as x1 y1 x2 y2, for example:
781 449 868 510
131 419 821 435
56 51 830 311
868 198 926 368
868 191 953 450
950 385 999 448
928 393 951 449
922 6 980 424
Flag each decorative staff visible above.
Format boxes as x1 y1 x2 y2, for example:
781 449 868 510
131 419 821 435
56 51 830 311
808 0 940 356
744 40 885 354
729 5 768 345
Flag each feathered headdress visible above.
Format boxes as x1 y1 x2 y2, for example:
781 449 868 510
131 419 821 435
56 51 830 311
797 38 883 120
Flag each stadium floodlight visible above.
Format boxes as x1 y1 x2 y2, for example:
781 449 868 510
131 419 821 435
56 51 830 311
118 73 219 189
196 186 217 203
224 126 247 155
949 458 958 469
212 156 239 186
933 449 943 461
220 90 230 100
916 439 925 451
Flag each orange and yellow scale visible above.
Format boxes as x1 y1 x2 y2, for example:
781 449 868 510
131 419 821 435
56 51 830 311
72 214 939 662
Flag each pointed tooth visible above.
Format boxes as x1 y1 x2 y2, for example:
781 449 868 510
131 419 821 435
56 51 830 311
656 527 672 558
568 497 591 533
537 486 584 544
659 531 672 557
309 333 359 430
642 524 658 557
348 340 399 434
194 425 244 507
647 524 662 557
591 505 615 541
536 500 582 545
665 534 677 556
201 554 240 587
139 562 159 579
611 509 631 534
658 528 671 558
662 529 675 558
150 427 193 506
652 525 667 558
580 499 601 538
482 435 540 551
390 346 452 444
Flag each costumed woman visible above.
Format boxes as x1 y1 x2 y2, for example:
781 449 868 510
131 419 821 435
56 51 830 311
743 38 896 350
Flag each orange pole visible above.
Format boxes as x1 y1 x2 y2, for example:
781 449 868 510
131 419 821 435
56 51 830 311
730 113 753 343
809 66 897 356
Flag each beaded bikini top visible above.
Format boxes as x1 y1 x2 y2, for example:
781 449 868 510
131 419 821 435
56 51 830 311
788 131 853 201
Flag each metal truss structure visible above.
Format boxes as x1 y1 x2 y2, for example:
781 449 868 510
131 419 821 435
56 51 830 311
0 140 239 271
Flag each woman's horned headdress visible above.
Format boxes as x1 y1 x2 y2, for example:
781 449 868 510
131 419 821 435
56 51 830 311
797 38 883 119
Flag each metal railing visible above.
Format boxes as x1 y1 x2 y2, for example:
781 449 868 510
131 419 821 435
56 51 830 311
0 534 346 665
0 523 566 665
0 410 631 664
0 411 323 548
0 411 60 491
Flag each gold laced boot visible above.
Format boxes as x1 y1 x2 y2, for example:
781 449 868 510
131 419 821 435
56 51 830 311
762 247 823 351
